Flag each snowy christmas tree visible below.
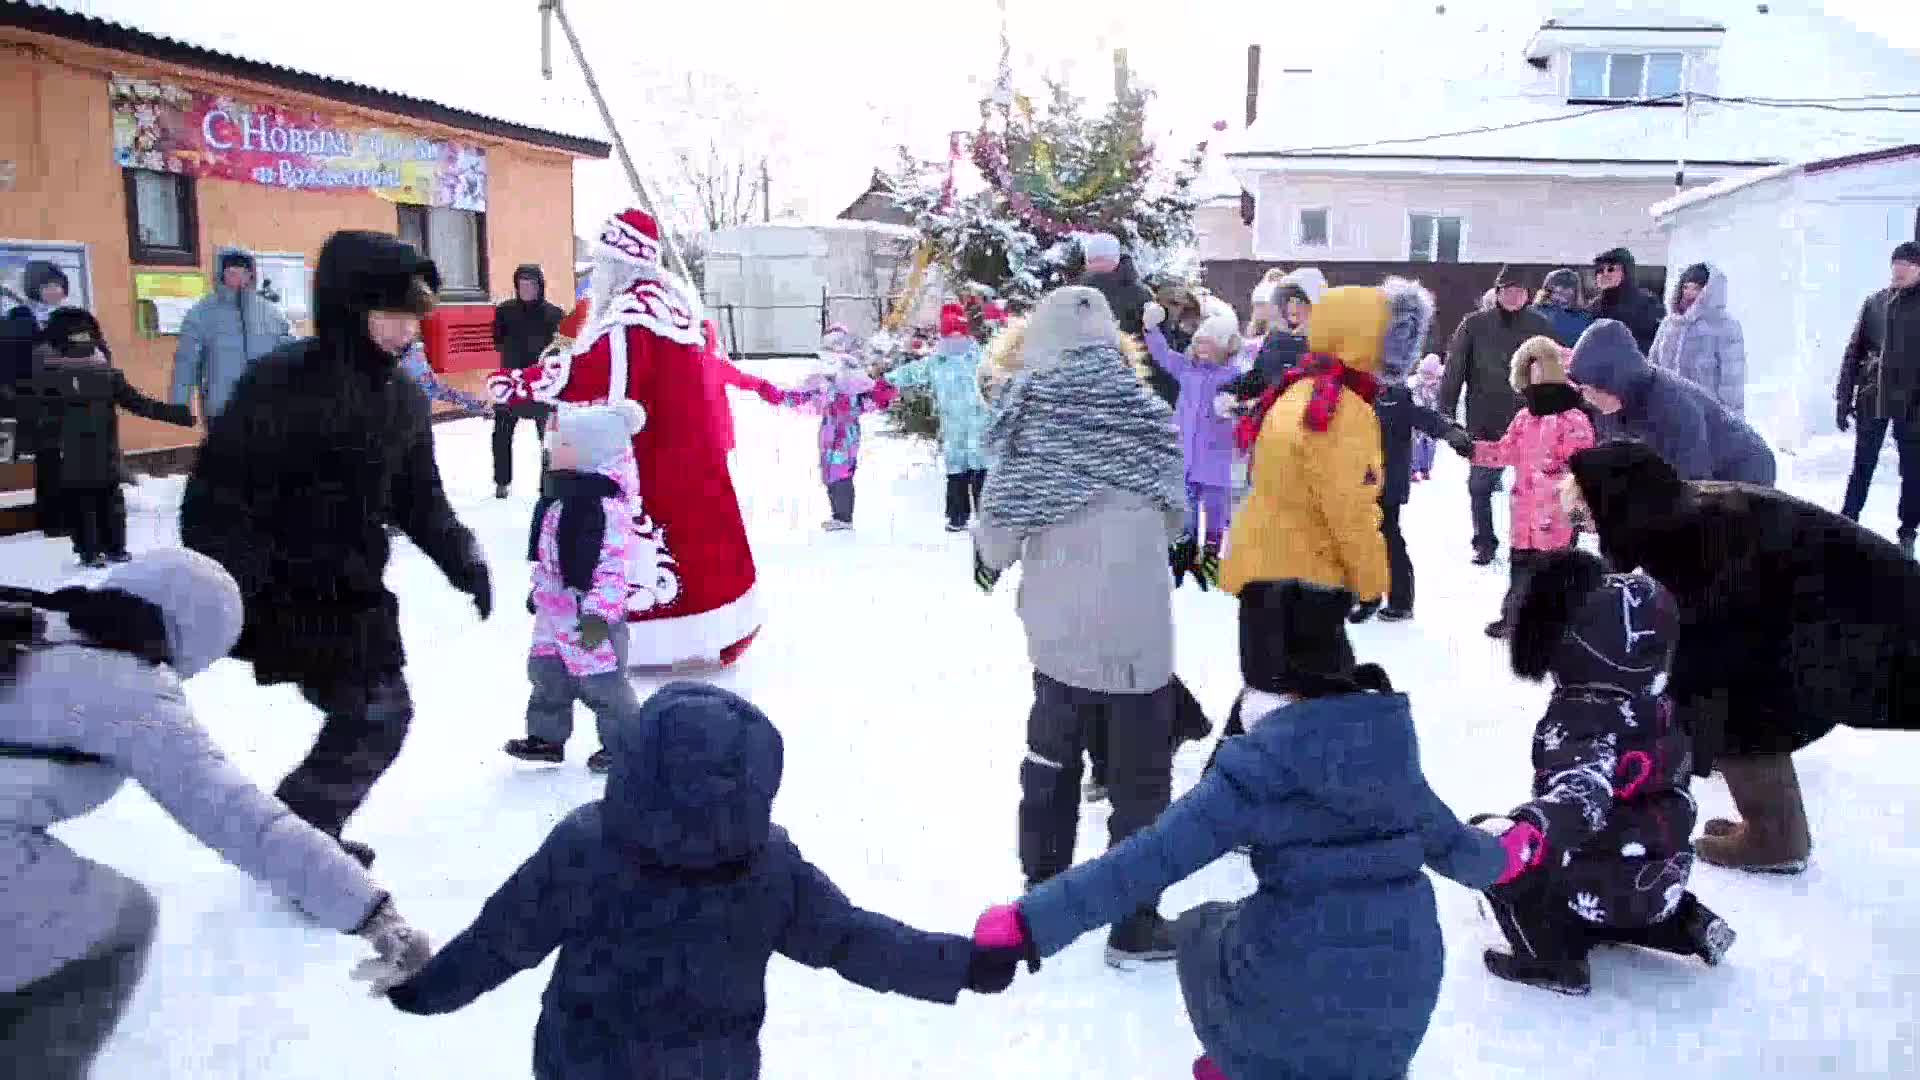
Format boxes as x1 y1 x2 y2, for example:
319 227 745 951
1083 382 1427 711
885 54 1206 307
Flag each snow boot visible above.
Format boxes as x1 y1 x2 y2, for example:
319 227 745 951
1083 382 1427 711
1483 948 1590 996
945 519 968 533
1484 618 1510 639
822 518 854 532
1105 908 1177 970
504 736 565 764
1680 898 1738 966
338 837 376 869
79 554 107 569
1472 544 1497 567
106 551 132 564
1348 599 1380 624
1695 752 1811 874
586 747 611 774
494 483 510 499
1377 606 1414 622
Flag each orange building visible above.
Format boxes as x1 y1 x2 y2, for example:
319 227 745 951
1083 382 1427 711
0 4 609 520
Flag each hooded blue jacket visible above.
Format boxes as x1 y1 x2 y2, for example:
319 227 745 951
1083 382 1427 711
1019 691 1505 1080
387 683 974 1080
1568 319 1774 485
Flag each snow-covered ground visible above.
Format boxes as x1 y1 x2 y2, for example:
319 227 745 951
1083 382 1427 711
7 375 1916 1079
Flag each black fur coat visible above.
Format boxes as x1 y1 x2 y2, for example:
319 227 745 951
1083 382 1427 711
1568 440 1920 769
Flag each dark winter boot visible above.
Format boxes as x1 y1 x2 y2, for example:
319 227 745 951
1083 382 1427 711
1696 753 1811 874
494 483 510 499
1483 948 1590 996
586 747 612 774
106 551 132 564
1377 606 1414 622
1349 599 1381 624
1484 618 1510 638
504 736 565 764
1680 898 1738 966
1472 544 1497 567
1105 908 1177 970
338 837 376 869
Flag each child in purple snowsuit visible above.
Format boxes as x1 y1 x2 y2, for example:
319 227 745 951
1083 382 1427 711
1144 303 1243 568
398 341 491 415
503 401 645 774
1409 352 1444 481
774 328 899 531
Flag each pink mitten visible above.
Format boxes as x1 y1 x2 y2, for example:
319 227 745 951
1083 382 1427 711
756 383 784 405
973 904 1027 950
1495 821 1547 886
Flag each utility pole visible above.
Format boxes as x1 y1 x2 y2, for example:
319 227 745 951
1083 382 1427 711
761 158 771 223
537 0 690 282
1241 44 1261 227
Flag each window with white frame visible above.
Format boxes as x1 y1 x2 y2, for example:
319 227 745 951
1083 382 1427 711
1569 51 1686 102
1296 208 1329 248
1408 213 1462 263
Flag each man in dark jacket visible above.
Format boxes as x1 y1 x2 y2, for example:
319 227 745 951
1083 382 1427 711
1836 241 1920 555
5 261 77 536
179 230 493 867
1568 319 1774 486
1587 248 1663 354
1439 266 1557 564
1075 235 1170 403
491 265 566 498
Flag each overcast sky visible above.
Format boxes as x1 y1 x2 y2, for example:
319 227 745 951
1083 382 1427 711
548 0 1920 239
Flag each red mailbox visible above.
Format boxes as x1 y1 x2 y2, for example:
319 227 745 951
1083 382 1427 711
422 303 499 374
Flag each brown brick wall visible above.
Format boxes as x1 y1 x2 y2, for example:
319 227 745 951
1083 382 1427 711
0 33 581 491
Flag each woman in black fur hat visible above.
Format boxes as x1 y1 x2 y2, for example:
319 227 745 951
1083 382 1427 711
1475 548 1734 996
1564 439 1920 875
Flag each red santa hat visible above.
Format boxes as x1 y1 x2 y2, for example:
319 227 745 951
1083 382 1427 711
939 303 970 338
595 207 667 266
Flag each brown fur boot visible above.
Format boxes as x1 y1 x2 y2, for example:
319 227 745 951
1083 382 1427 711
1696 753 1811 874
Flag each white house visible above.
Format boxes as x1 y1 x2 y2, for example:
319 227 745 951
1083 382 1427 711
702 221 926 358
1650 144 1920 454
1216 0 1920 270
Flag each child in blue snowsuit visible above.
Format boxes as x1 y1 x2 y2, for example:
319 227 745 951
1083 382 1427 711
381 682 1016 1080
882 304 992 531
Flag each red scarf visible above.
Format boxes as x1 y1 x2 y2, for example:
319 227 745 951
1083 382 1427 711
1236 353 1381 451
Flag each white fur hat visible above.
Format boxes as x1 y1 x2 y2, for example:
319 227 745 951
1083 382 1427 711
1276 268 1328 306
1195 311 1241 348
102 548 243 679
1251 281 1278 306
1079 232 1121 261
555 400 646 471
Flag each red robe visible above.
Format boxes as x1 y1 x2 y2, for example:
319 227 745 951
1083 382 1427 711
519 280 762 666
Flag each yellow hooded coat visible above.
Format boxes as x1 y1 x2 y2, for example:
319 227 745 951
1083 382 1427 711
1220 286 1394 601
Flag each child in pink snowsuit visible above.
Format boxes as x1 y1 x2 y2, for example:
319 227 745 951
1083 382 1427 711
1453 336 1596 638
773 326 899 531
504 400 646 773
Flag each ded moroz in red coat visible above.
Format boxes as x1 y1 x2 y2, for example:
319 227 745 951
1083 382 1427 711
511 209 763 667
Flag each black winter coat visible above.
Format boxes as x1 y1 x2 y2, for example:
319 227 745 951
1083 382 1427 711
493 265 566 371
1371 384 1458 506
1439 306 1557 438
180 232 483 688
1568 440 1920 771
1505 554 1695 928
16 348 191 489
1836 283 1920 421
1589 286 1663 356
1223 331 1307 403
1079 265 1176 404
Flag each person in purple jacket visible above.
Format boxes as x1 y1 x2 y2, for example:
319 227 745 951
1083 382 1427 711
1143 300 1243 581
376 682 1016 1080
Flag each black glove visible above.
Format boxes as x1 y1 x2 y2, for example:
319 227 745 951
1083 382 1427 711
1836 399 1852 433
965 945 1019 994
973 547 1003 594
1193 543 1220 592
1170 536 1198 588
1443 428 1474 457
1348 599 1380 624
451 557 492 620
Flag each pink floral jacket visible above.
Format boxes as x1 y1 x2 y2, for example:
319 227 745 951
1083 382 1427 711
529 456 639 676
1472 407 1596 551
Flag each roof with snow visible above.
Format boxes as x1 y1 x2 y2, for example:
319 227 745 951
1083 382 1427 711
2 0 611 157
1223 0 1920 171
1649 142 1920 217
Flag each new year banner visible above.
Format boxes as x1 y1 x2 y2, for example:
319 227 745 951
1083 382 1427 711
110 75 488 212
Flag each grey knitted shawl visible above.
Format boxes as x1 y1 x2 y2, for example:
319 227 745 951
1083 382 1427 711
980 343 1186 534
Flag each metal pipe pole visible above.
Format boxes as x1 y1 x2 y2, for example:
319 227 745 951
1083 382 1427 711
540 0 690 282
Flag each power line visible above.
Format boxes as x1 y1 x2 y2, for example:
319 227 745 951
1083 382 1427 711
1246 91 1920 156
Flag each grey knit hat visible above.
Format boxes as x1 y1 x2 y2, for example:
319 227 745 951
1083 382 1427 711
553 400 646 472
102 548 244 678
